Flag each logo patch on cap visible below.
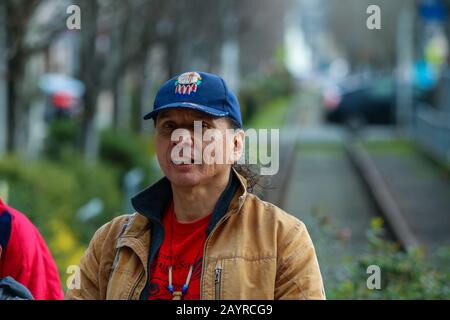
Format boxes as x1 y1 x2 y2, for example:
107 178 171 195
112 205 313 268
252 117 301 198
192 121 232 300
175 72 202 95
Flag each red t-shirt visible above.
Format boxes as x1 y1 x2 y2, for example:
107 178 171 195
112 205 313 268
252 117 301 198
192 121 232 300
148 202 211 300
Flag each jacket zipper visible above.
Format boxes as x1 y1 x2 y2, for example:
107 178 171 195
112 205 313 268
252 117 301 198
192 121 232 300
199 195 246 299
214 263 222 300
199 214 229 300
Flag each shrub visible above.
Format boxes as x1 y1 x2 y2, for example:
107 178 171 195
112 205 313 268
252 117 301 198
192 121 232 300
327 218 450 299
44 118 79 160
99 128 156 181
0 155 122 281
239 66 296 123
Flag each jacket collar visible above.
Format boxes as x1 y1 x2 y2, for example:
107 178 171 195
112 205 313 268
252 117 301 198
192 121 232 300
130 168 248 234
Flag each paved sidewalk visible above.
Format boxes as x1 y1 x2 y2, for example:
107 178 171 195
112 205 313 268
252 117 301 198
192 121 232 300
364 141 450 252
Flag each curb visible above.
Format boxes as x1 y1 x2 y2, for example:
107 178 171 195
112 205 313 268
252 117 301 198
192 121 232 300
262 96 301 207
345 139 420 250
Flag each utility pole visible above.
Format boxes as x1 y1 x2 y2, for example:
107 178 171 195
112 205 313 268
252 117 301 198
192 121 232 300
396 0 415 131
0 2 7 156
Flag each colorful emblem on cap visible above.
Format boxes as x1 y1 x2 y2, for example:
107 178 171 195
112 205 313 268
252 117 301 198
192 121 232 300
175 72 202 95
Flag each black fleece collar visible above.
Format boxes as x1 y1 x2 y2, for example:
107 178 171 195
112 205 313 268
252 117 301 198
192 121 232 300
130 170 240 235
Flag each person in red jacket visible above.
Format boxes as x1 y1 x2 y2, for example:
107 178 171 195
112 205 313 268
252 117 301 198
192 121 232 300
0 198 64 300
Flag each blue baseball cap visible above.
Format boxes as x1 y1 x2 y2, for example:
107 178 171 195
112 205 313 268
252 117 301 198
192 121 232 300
143 71 242 128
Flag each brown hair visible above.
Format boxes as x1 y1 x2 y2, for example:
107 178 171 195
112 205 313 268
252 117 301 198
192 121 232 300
227 119 267 194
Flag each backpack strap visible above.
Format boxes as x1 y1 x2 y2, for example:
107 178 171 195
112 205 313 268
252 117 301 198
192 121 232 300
0 210 12 258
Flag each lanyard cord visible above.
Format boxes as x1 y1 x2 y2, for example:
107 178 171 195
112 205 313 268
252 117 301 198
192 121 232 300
168 207 204 297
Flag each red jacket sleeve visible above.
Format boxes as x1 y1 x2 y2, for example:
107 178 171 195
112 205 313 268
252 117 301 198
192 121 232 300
0 201 64 300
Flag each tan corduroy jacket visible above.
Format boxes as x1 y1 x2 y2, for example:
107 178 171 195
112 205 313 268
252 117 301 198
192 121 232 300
66 170 325 300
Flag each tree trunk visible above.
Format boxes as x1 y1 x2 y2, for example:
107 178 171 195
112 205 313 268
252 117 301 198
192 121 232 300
6 48 26 153
112 76 120 129
76 0 101 163
81 92 99 163
0 2 7 155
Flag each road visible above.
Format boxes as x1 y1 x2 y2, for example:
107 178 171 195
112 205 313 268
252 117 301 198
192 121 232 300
278 93 379 254
267 91 450 286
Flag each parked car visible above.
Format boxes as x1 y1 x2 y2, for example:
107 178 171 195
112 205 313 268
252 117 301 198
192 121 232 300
322 76 430 127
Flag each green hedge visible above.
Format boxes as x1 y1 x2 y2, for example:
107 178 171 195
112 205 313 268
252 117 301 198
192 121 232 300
0 155 123 279
100 128 154 179
239 66 296 123
0 123 162 286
